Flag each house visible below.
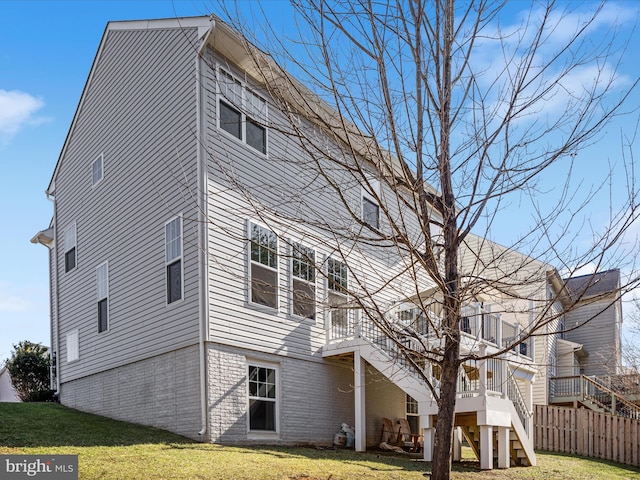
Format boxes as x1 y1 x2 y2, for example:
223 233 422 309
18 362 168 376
31 14 627 469
562 269 622 377
0 366 20 402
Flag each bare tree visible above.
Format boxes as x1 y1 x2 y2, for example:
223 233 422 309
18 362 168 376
203 1 640 478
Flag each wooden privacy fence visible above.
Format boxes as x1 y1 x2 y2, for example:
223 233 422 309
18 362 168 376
534 404 640 467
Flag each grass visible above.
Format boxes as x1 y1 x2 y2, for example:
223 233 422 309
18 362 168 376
1 403 640 479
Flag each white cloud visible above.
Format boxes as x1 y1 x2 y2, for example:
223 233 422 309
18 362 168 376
0 89 45 146
0 283 37 313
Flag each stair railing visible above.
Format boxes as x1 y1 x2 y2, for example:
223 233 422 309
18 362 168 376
582 375 640 419
506 368 532 435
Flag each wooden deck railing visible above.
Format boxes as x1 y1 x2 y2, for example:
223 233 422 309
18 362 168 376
550 375 640 419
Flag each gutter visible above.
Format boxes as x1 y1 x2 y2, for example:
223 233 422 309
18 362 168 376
195 19 215 438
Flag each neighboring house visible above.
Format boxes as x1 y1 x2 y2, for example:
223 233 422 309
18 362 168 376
29 15 624 470
0 366 20 402
563 269 622 377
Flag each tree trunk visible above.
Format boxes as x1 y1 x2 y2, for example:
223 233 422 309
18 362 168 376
431 1 458 478
431 332 460 479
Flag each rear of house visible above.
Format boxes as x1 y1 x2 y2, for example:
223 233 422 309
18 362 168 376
34 14 626 467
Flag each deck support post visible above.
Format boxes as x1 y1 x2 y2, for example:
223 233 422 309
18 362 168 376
479 425 493 469
452 427 462 461
354 350 366 452
422 415 434 461
497 426 509 468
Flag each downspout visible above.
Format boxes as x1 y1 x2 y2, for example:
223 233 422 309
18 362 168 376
196 20 214 438
47 192 61 396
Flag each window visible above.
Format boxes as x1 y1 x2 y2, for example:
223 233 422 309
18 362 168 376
96 262 109 333
461 316 471 334
362 178 381 229
292 243 315 319
219 69 267 154
328 258 348 293
250 223 278 309
220 96 241 139
362 196 379 229
92 153 103 186
63 223 77 273
248 364 277 432
328 258 349 334
66 330 79 363
165 216 183 304
406 394 419 434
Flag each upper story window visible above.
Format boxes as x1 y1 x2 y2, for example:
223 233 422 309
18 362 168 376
96 262 109 333
250 223 278 309
165 216 183 304
362 178 380 229
63 223 77 273
218 69 267 154
92 153 104 186
362 197 379 229
291 243 315 320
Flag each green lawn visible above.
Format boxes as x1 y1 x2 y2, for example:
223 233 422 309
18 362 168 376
1 403 639 479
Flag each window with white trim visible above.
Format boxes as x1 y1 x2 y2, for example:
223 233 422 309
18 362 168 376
362 197 379 229
406 394 419 433
248 364 278 432
96 262 109 333
218 69 267 154
362 179 380 229
63 223 77 273
92 153 103 186
328 258 349 335
250 223 278 309
66 330 79 363
291 243 315 320
165 216 183 304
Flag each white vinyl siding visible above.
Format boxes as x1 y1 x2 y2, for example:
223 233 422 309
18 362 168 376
66 330 79 363
92 153 104 186
203 48 425 359
96 262 109 333
52 25 202 383
291 242 316 320
249 222 278 310
63 223 77 273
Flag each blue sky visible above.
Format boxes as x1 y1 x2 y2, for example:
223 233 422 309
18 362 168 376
0 1 639 362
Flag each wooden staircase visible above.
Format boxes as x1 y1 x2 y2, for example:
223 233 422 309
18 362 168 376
550 375 640 419
461 425 531 467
